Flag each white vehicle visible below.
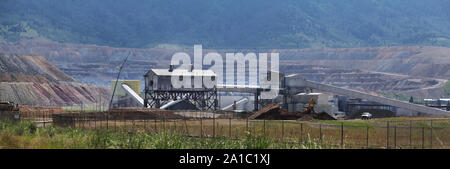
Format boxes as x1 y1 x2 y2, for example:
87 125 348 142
361 112 372 120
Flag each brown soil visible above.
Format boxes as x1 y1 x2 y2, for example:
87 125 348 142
0 53 77 82
0 53 110 106
19 106 65 114
105 107 184 119
52 107 185 127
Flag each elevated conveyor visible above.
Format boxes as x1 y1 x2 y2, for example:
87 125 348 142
121 83 145 107
221 98 249 111
285 74 449 115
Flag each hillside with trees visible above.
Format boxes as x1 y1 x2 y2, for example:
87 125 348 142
1 0 450 49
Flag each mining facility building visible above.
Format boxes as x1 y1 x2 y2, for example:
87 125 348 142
111 65 449 118
143 65 218 110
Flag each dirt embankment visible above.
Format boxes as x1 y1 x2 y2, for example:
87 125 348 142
0 82 110 106
18 106 65 116
52 108 183 125
106 107 184 119
0 53 110 106
0 53 77 83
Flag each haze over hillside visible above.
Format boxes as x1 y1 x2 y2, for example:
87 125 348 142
0 39 448 99
1 0 450 48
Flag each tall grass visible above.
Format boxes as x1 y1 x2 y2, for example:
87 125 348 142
0 120 328 149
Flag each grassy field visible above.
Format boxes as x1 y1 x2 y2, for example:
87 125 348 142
0 120 331 149
2 115 449 149
311 117 450 127
59 116 450 149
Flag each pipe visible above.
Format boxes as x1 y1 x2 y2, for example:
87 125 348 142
221 98 249 111
121 83 145 107
160 94 189 110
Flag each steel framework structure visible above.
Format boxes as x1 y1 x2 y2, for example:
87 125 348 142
144 88 219 110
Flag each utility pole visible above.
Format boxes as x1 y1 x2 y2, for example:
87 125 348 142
109 51 132 110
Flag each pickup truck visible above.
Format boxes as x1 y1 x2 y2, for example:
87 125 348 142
361 112 372 120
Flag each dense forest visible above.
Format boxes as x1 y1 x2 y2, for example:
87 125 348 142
1 0 450 49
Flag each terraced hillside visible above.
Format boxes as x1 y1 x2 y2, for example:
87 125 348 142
278 46 450 79
0 54 77 83
0 39 448 98
0 53 110 106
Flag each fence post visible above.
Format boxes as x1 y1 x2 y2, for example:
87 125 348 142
263 119 266 136
246 118 248 133
430 120 433 149
73 113 76 128
200 118 203 138
94 113 97 130
319 124 322 143
43 110 46 127
410 120 412 148
86 115 92 129
173 119 176 132
422 127 425 149
366 126 369 148
124 118 126 132
102 113 105 130
387 121 390 149
86 114 89 129
213 117 216 138
184 118 189 136
341 123 344 148
154 118 157 133
132 118 135 132
253 119 256 136
81 113 85 129
229 118 231 138
281 120 284 142
144 118 147 132
106 113 109 131
300 123 303 144
163 115 166 133
394 125 397 149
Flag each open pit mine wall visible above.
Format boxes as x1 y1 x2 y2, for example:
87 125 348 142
285 75 450 116
0 53 78 83
0 82 110 106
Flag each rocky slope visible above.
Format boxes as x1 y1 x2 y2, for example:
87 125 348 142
0 53 110 106
278 64 446 98
277 46 450 79
0 39 173 85
0 39 448 98
0 54 77 83
1 39 449 79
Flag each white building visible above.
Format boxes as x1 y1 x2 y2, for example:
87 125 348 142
144 65 217 91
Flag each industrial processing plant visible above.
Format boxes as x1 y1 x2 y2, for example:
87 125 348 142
1 0 450 152
109 65 449 119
